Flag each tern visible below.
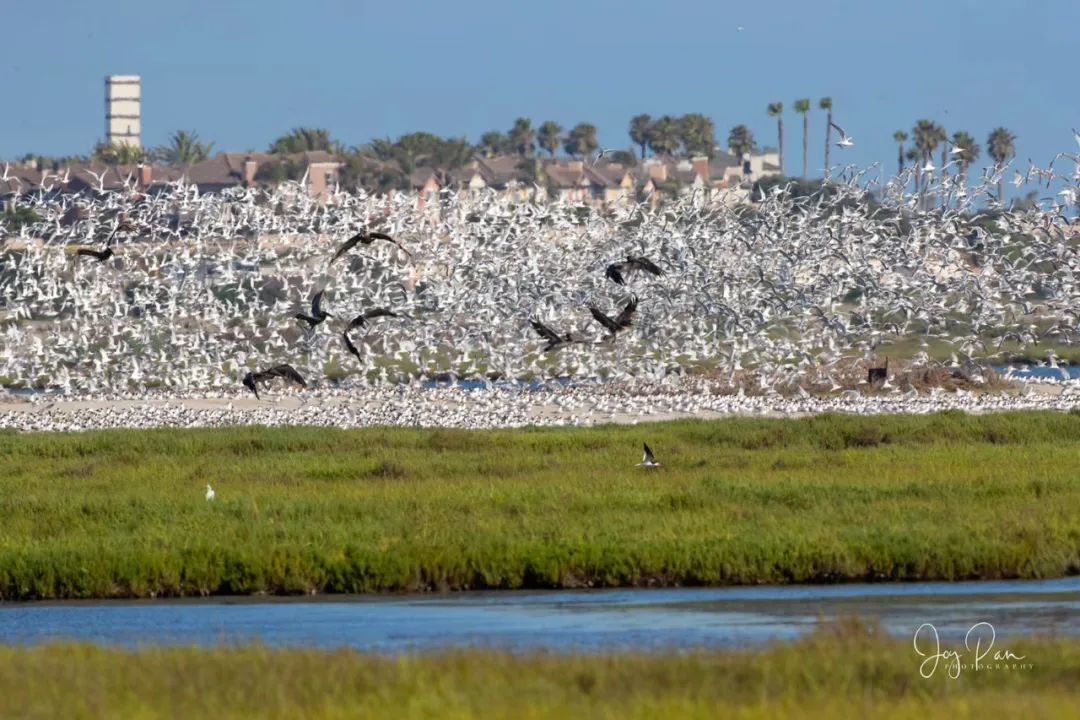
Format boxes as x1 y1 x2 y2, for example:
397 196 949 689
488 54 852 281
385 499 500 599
829 121 854 148
637 443 661 468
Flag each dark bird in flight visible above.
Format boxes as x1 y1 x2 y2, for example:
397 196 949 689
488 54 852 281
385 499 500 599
529 318 578 352
605 255 664 285
347 307 408 331
589 295 638 335
330 230 410 264
241 364 307 399
76 246 115 263
342 331 363 362
295 289 333 328
637 442 661 468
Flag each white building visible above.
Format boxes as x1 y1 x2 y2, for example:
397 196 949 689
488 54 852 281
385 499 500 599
105 75 141 148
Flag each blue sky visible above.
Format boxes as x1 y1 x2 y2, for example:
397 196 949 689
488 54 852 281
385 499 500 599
1 0 1076 177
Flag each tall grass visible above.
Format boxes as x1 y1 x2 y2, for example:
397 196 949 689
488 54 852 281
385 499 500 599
1 411 1079 599
0 621 1076 719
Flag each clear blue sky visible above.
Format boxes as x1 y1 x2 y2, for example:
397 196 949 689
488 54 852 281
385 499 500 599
1 0 1076 177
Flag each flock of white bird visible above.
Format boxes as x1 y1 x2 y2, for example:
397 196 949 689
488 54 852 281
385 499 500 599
1 147 1079 431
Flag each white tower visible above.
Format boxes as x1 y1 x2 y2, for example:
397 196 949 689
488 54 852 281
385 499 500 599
105 75 141 148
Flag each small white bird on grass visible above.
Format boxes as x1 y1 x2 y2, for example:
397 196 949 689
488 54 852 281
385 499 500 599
637 442 661 468
205 484 215 501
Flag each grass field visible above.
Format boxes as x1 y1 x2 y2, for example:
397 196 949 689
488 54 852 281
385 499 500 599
1 411 1079 599
0 621 1076 719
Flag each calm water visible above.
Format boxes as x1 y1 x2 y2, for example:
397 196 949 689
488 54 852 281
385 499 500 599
1 578 1076 652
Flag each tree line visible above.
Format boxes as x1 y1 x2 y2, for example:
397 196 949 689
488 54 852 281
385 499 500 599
14 107 1019 199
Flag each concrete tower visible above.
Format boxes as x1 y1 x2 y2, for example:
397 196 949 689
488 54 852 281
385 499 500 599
105 75 141 148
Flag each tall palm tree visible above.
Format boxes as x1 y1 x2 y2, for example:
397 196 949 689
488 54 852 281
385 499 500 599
647 115 680 158
508 118 535 157
767 102 784 175
819 97 833 179
793 99 811 178
727 125 755 174
986 127 1017 203
950 131 980 190
537 121 562 157
912 120 946 208
563 122 599 159
155 130 214 166
893 130 908 176
629 114 653 159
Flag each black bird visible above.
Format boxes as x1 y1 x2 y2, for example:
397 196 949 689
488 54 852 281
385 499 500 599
295 290 333 328
242 364 307 399
605 255 664 285
76 246 115 263
342 331 363 361
867 357 889 385
589 295 638 335
529 318 578 352
330 230 410 264
347 307 408 331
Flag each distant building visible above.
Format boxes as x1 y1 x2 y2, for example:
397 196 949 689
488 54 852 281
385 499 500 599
105 75 141 148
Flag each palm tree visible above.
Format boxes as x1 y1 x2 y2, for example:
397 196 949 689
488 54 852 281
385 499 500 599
793 99 811 178
678 113 717 157
269 127 334 154
154 130 214 166
91 141 148 165
508 117 535 157
767 102 784 175
629 114 653 159
537 121 563 157
479 131 508 158
892 130 908 176
986 127 1017 203
912 120 946 208
563 122 599 159
950 130 980 190
727 125 755 174
647 115 680 158
819 97 833 179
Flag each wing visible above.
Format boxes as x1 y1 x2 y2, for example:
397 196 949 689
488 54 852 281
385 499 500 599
364 307 398 322
347 313 368 331
530 318 562 344
643 442 655 463
311 290 326 316
829 121 846 137
605 264 626 285
366 231 394 243
268 364 307 388
615 295 638 327
589 307 620 333
342 332 362 360
330 235 359 264
632 256 664 276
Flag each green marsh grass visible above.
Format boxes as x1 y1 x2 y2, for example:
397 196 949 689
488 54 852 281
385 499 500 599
0 621 1077 719
0 411 1079 599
